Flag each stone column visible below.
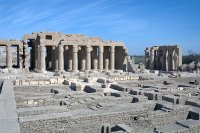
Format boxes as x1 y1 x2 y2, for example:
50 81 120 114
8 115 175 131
64 46 68 71
40 46 46 73
72 45 78 72
92 47 98 70
6 45 12 69
171 50 175 70
37 45 40 70
110 46 115 71
165 50 169 71
144 48 149 69
177 47 182 67
80 47 86 71
150 49 154 70
86 46 91 71
51 46 55 70
17 46 20 68
58 44 64 71
105 59 109 71
98 46 104 71
24 43 29 70
54 46 59 71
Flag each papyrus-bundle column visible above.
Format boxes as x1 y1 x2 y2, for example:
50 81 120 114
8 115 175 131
110 46 115 71
58 44 64 71
150 49 154 70
144 48 149 69
40 46 46 73
72 45 78 72
165 50 169 71
86 46 92 71
80 47 86 71
98 46 104 71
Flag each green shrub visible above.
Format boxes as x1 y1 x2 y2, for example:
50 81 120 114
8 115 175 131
182 51 200 64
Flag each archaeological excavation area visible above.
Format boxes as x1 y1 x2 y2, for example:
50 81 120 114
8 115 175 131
0 31 200 133
6 71 200 133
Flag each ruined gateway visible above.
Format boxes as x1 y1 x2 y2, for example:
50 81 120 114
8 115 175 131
0 32 200 133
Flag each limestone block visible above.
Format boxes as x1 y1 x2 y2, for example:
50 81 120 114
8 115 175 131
22 81 29 85
50 79 56 84
57 78 62 84
63 80 70 85
76 84 84 91
84 77 96 84
97 78 106 83
27 100 34 105
30 81 38 85
188 61 195 71
179 64 189 71
39 81 44 85
44 81 50 85
15 80 19 85
132 95 148 103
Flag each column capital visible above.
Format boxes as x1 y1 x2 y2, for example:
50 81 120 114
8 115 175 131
99 46 104 53
86 46 92 53
40 45 46 51
73 45 78 53
58 44 64 52
111 46 115 53
150 49 155 55
6 45 11 51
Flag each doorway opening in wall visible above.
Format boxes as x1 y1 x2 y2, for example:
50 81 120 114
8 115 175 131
46 46 53 71
0 45 6 68
11 45 20 68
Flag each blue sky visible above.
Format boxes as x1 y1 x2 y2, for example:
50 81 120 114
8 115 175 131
0 0 200 55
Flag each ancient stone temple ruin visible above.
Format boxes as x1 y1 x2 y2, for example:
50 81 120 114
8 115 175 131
0 32 132 73
1 32 200 133
145 45 182 71
0 40 24 69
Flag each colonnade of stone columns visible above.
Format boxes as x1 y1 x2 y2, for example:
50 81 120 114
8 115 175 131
145 46 182 71
34 45 116 73
0 44 22 69
4 45 21 69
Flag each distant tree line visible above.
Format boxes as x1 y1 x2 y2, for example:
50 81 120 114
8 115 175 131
182 50 200 64
131 55 145 64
